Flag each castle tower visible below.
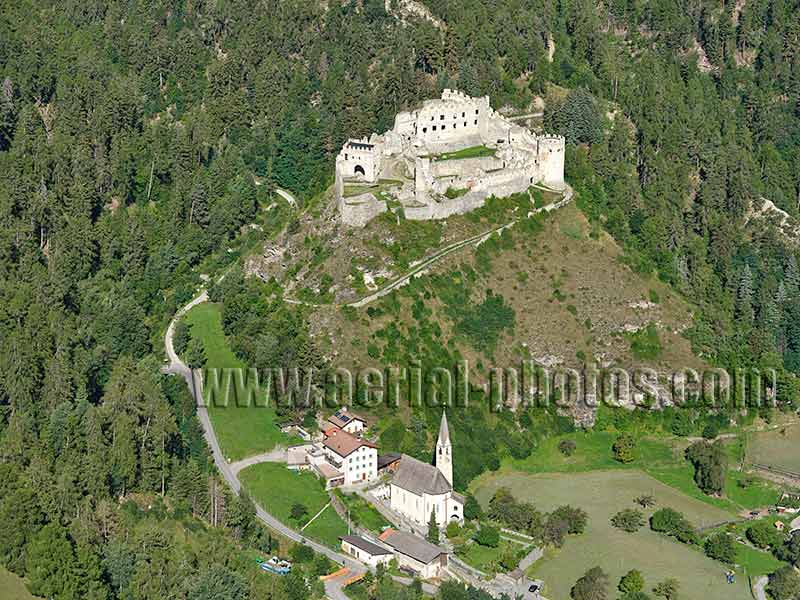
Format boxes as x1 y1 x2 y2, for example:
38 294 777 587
435 410 453 486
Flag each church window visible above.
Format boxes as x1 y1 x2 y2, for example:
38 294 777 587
464 122 467 127
474 120 477 125
462 111 465 117
422 127 427 133
440 114 444 120
432 125 437 131
475 109 479 114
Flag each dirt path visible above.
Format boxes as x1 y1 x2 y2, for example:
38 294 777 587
285 184 573 309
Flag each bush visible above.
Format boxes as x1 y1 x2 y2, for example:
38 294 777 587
445 522 462 539
746 522 783 550
463 493 483 521
704 532 736 564
571 566 609 600
551 505 588 535
289 544 314 563
619 569 644 594
612 433 637 463
628 323 662 360
768 565 800 600
685 441 726 496
611 509 645 533
559 439 577 456
650 508 697 545
652 578 679 599
474 525 500 547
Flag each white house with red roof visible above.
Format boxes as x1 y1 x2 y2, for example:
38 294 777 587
321 427 378 485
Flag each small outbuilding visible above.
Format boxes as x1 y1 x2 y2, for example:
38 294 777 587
379 529 448 579
340 535 393 568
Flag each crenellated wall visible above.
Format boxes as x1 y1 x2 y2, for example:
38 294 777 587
335 90 566 226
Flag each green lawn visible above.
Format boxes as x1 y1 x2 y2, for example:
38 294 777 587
334 491 391 533
472 470 757 600
184 302 288 461
434 145 496 161
455 539 524 575
239 463 348 548
734 542 786 576
747 424 800 473
0 567 38 600
508 431 780 512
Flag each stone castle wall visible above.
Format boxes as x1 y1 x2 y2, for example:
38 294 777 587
335 90 566 227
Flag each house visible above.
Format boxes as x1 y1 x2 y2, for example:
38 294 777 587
340 535 393 568
327 407 367 435
322 427 378 485
389 412 463 526
378 452 402 474
379 529 448 579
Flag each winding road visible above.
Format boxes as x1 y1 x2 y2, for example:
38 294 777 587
162 184 574 598
162 253 366 590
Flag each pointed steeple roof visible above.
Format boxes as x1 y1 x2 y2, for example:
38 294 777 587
437 410 450 446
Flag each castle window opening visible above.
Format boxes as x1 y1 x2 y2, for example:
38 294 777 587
474 120 477 125
462 112 465 117
475 109 479 114
354 165 365 176
432 125 437 131
463 122 467 127
440 115 444 120
422 127 427 133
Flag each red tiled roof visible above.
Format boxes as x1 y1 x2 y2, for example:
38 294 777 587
322 428 376 458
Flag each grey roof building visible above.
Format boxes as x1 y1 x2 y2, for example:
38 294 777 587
391 454 452 496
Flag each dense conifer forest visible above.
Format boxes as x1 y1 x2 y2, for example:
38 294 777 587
0 0 799 598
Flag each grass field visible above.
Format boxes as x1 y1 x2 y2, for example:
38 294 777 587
434 145 496 161
240 463 348 548
747 425 800 473
473 470 758 600
508 431 781 512
0 567 37 600
184 302 288 461
334 491 390 533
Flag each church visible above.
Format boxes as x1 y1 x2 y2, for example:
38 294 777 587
388 412 464 527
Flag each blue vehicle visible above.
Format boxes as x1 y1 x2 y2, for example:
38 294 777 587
259 556 292 575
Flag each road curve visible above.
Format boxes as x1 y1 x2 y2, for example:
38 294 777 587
162 293 364 575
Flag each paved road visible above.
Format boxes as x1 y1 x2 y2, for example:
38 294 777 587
275 188 298 207
753 575 768 600
162 295 364 576
791 515 800 532
229 447 288 476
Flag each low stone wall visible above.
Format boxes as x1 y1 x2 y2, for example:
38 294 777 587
430 155 503 178
340 193 388 227
405 173 531 221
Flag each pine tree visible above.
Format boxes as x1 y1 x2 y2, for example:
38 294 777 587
426 509 439 544
736 264 755 324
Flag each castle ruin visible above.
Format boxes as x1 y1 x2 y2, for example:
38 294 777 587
335 89 565 227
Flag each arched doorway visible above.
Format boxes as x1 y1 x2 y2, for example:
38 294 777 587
354 165 365 177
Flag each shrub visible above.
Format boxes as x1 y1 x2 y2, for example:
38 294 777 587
704 532 736 564
619 569 644 594
650 508 697 545
611 509 645 533
445 521 462 539
747 522 783 550
571 566 609 600
652 578 679 599
612 433 637 463
551 505 588 534
768 565 800 600
685 441 726 496
634 495 656 508
559 439 577 456
473 525 500 547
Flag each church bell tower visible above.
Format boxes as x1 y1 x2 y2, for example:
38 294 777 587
436 410 453 485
